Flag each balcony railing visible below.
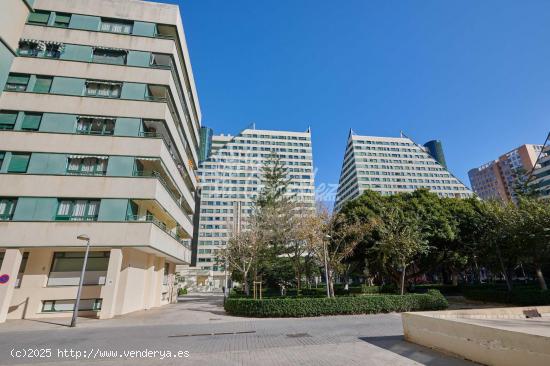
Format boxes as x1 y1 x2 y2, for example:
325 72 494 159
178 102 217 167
133 170 192 217
125 214 190 249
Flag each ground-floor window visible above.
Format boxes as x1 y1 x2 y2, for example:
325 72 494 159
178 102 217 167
42 298 102 312
47 251 109 286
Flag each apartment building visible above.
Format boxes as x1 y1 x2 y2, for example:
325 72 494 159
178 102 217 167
0 0 201 322
334 131 472 211
179 128 315 291
529 134 550 199
468 144 542 203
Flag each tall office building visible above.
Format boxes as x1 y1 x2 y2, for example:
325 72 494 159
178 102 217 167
0 0 201 322
334 131 472 212
198 126 213 164
468 144 542 203
529 134 550 199
423 140 447 169
179 127 315 291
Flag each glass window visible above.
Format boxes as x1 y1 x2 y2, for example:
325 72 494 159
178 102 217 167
0 111 18 130
150 53 172 68
85 81 121 98
53 13 70 28
21 112 42 131
76 117 115 135
5 74 29 92
18 41 41 57
7 153 30 173
43 44 62 59
55 199 100 221
42 299 102 312
66 156 108 175
100 19 133 34
0 152 4 169
93 48 127 65
27 10 50 25
0 198 17 220
33 76 53 93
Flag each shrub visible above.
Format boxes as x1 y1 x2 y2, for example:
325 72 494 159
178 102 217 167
361 285 381 294
463 286 550 306
178 287 188 296
224 289 448 317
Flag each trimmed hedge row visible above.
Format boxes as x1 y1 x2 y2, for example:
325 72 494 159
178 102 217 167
224 289 448 317
463 287 550 306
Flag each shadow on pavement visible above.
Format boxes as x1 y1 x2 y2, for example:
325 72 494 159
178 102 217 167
360 335 479 366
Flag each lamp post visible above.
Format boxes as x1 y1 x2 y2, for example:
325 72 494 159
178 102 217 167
324 235 331 298
71 234 91 328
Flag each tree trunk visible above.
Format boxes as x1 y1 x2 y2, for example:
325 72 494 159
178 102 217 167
328 270 335 298
495 244 513 292
535 264 548 291
400 265 406 295
296 263 301 292
452 271 459 286
243 271 250 296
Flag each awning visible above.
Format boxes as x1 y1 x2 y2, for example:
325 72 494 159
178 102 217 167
77 115 115 120
135 157 159 161
93 46 128 52
68 155 108 160
85 80 122 86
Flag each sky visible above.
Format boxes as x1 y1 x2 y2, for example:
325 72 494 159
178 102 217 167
158 0 550 200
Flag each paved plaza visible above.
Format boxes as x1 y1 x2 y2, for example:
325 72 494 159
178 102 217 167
0 295 477 366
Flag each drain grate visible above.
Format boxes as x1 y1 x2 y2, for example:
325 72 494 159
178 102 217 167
286 333 311 338
169 330 256 338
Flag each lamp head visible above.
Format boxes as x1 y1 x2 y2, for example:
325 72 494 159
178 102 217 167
77 234 90 241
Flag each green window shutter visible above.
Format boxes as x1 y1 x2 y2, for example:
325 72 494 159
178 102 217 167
54 14 71 27
21 113 42 130
0 112 18 129
8 153 31 173
28 11 50 24
33 77 53 93
0 152 5 169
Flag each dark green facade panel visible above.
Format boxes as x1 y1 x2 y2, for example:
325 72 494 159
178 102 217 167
98 198 129 221
61 44 93 62
50 77 85 96
40 113 77 133
132 22 157 37
12 197 58 221
69 14 100 31
114 118 141 136
127 51 151 67
27 153 67 175
106 156 134 176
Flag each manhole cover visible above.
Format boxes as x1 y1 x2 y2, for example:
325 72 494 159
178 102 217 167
286 333 311 338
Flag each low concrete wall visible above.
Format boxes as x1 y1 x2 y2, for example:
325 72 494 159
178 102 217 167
402 307 550 366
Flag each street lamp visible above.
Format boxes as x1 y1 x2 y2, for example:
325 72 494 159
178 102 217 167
324 234 331 298
71 234 91 328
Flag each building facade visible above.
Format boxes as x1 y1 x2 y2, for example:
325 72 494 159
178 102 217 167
179 128 315 291
334 131 472 211
468 144 542 203
529 134 550 199
0 0 201 322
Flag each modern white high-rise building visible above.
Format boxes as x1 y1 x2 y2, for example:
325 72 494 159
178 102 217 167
334 131 472 211
0 0 201 322
179 127 315 291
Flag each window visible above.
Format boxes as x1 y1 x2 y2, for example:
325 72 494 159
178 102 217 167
21 112 42 131
7 153 31 173
27 10 50 25
15 252 29 288
150 53 172 68
0 111 17 130
53 13 70 28
85 81 121 98
100 19 133 34
33 76 53 93
66 156 108 175
47 252 109 286
76 117 115 135
93 48 127 65
42 299 102 312
4 74 29 92
0 152 4 169
43 43 62 58
0 198 17 220
55 199 100 221
18 40 41 57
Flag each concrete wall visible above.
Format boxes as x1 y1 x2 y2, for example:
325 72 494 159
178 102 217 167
402 307 550 366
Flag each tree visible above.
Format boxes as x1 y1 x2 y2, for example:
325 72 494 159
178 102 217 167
219 216 264 296
371 204 430 295
306 205 370 297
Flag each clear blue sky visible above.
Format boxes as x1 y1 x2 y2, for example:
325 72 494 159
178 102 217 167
158 0 549 199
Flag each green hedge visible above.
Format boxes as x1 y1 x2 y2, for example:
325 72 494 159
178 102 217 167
463 286 550 306
224 289 448 317
178 287 188 296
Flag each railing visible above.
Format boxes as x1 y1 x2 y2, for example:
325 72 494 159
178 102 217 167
0 214 13 221
125 214 190 249
133 169 192 216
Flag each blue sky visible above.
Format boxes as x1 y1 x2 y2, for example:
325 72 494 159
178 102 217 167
158 0 549 198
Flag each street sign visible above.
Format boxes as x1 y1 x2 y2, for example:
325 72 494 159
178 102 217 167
0 274 9 284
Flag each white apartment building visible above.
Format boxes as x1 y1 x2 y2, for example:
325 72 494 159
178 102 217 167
179 128 315 291
0 0 201 322
334 131 472 211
